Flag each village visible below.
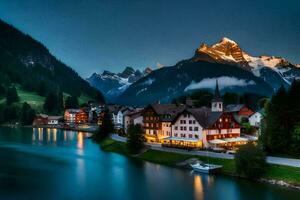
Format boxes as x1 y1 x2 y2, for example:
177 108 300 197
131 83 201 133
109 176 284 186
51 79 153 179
32 81 263 153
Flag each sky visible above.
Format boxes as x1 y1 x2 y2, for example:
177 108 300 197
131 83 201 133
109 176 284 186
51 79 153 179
0 0 299 78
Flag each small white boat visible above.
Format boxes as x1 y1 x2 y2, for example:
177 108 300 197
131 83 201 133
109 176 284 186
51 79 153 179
190 163 222 174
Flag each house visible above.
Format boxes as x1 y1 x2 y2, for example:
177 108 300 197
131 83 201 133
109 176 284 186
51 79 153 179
163 106 241 149
142 103 185 143
33 114 63 126
47 116 63 125
107 105 133 130
162 80 245 149
124 109 143 133
64 109 88 125
225 104 255 123
33 114 49 126
249 111 263 127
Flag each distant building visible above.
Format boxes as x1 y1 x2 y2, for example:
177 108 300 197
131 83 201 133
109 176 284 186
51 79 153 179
225 104 255 123
64 109 88 125
33 114 63 126
249 111 263 127
124 109 143 133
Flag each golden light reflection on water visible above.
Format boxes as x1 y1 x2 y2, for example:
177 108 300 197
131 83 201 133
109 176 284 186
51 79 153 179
32 128 89 149
77 132 84 149
194 175 204 200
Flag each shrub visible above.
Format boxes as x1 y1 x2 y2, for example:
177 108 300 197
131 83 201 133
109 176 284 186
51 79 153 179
235 143 267 178
127 124 145 154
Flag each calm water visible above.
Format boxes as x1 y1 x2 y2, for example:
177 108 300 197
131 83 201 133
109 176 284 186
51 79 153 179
0 127 299 200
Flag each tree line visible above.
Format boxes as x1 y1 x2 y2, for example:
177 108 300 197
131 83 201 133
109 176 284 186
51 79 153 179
0 84 82 125
261 80 300 155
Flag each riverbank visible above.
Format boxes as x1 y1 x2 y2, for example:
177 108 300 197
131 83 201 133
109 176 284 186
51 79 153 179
99 138 300 189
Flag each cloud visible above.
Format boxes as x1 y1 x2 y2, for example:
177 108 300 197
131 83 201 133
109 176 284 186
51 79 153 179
156 62 164 68
184 76 256 91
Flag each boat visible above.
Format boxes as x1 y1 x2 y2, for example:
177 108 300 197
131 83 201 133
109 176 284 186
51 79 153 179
190 163 222 174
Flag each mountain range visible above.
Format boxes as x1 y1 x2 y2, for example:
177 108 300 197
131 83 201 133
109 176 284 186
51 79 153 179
87 66 152 101
112 37 300 105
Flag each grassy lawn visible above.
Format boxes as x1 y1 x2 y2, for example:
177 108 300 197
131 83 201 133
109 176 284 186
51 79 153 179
265 164 300 184
16 86 45 111
0 85 94 112
0 86 45 112
99 138 300 185
99 138 130 156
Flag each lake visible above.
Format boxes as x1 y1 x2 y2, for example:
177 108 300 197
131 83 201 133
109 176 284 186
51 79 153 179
0 127 299 200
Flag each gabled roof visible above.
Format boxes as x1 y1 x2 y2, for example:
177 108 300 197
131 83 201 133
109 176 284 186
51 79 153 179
48 116 63 120
65 109 82 114
146 103 186 122
225 104 245 112
172 107 222 128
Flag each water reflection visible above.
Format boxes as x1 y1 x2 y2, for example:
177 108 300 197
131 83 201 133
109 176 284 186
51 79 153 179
194 175 204 200
32 128 91 148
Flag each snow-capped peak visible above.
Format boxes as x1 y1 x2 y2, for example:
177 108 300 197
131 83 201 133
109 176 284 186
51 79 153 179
219 37 237 45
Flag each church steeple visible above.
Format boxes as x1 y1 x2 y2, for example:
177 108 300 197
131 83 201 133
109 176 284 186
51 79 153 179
214 79 221 99
211 79 223 112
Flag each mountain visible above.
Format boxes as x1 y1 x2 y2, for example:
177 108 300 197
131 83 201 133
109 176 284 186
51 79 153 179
87 66 152 101
194 37 300 91
117 61 273 106
0 19 104 103
116 37 300 106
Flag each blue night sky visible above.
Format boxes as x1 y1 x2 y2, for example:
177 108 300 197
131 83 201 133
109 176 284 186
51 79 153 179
0 0 299 78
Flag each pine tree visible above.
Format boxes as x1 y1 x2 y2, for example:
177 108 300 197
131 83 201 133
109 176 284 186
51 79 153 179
65 96 79 109
93 111 114 142
6 86 19 105
37 81 46 96
288 80 300 127
263 86 289 153
0 84 5 97
21 102 36 125
127 124 145 154
43 92 58 114
57 90 64 113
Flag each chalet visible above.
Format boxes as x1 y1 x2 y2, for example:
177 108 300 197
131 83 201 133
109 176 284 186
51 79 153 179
124 109 143 133
47 116 63 125
64 109 88 125
162 80 246 149
162 107 241 149
142 103 185 143
33 114 63 126
33 114 49 126
225 104 254 123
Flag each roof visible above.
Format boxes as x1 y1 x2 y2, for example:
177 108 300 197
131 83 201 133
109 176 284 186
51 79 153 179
124 109 143 119
173 107 222 128
36 114 48 118
222 137 248 142
48 116 63 120
65 109 82 114
209 139 227 144
150 103 186 122
225 104 245 112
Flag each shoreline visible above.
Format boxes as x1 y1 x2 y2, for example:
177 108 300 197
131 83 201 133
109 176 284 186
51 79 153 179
98 137 300 191
0 124 99 134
